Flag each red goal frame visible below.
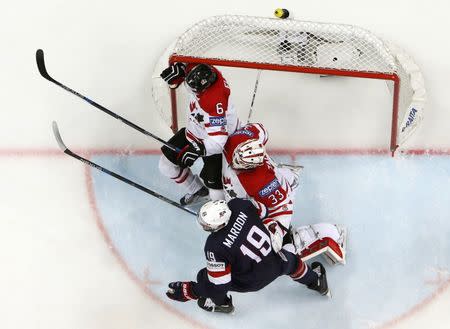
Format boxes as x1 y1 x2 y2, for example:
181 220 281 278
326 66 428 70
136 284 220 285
169 55 400 153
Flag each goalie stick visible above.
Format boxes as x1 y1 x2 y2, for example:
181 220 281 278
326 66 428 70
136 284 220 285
52 121 196 216
36 49 180 153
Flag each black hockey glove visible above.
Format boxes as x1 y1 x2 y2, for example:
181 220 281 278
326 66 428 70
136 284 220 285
166 281 198 302
176 141 205 168
160 63 186 89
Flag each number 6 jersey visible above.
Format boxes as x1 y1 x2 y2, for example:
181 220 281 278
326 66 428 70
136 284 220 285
184 65 241 156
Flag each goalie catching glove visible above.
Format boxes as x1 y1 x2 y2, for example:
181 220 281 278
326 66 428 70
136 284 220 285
160 62 186 89
262 218 285 253
176 141 206 167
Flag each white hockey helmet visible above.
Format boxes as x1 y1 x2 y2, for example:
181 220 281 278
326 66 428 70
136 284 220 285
197 200 232 232
232 139 266 170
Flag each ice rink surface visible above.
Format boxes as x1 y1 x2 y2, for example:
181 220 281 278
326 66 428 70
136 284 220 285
2 0 450 328
91 154 450 329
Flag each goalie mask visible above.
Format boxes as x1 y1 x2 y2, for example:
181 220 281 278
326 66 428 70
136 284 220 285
232 139 266 170
198 200 231 232
185 64 217 92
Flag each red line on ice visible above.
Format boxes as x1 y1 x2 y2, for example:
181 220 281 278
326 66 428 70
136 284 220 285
1 147 450 157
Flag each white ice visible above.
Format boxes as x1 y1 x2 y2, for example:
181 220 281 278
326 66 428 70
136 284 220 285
2 0 450 329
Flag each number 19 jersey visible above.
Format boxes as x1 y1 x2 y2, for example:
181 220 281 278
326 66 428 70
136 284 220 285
199 198 286 294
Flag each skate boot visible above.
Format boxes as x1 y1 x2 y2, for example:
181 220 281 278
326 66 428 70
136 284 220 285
197 296 234 314
307 262 330 296
180 186 209 205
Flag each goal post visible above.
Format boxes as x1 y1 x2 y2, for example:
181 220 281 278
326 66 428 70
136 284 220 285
152 15 426 154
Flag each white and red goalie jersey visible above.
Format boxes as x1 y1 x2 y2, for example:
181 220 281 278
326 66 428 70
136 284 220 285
222 123 295 233
184 65 241 156
222 123 348 265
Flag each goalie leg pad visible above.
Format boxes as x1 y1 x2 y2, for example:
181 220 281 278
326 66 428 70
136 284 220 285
293 223 347 265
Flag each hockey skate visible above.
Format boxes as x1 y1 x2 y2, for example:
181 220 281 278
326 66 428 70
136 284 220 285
307 262 331 297
197 296 235 314
180 186 209 205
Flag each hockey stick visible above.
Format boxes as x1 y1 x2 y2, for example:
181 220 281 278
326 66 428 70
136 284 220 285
246 70 261 123
36 49 181 153
52 121 196 216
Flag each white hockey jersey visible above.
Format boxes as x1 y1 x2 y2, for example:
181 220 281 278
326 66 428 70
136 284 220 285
184 66 240 156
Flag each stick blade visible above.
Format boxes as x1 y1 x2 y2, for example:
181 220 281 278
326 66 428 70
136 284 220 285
36 49 51 80
52 121 68 152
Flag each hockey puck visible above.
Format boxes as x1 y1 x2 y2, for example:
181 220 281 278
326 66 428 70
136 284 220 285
274 8 289 19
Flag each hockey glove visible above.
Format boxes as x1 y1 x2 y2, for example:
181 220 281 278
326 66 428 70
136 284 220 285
166 281 198 302
176 141 205 168
263 218 284 253
160 63 186 89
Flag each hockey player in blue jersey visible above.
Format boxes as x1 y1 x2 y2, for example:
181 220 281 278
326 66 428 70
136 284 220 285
166 198 329 313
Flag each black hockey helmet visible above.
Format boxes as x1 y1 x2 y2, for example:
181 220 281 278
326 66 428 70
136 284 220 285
185 64 217 92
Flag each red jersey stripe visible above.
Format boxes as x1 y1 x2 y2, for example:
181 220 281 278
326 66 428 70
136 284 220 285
208 131 228 136
207 264 231 278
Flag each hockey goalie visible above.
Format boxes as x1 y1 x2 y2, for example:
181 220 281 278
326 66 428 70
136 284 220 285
222 123 347 265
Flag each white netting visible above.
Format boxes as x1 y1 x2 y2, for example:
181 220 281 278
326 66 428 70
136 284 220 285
386 42 426 146
152 41 177 127
172 16 397 74
152 15 426 151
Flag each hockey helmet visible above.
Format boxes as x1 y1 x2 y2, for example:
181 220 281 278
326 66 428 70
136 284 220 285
198 200 231 232
185 64 217 92
232 139 266 170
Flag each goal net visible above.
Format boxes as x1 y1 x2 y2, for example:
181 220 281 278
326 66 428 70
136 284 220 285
152 15 426 153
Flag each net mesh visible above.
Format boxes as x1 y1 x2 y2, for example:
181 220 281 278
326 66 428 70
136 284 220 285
172 15 397 74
